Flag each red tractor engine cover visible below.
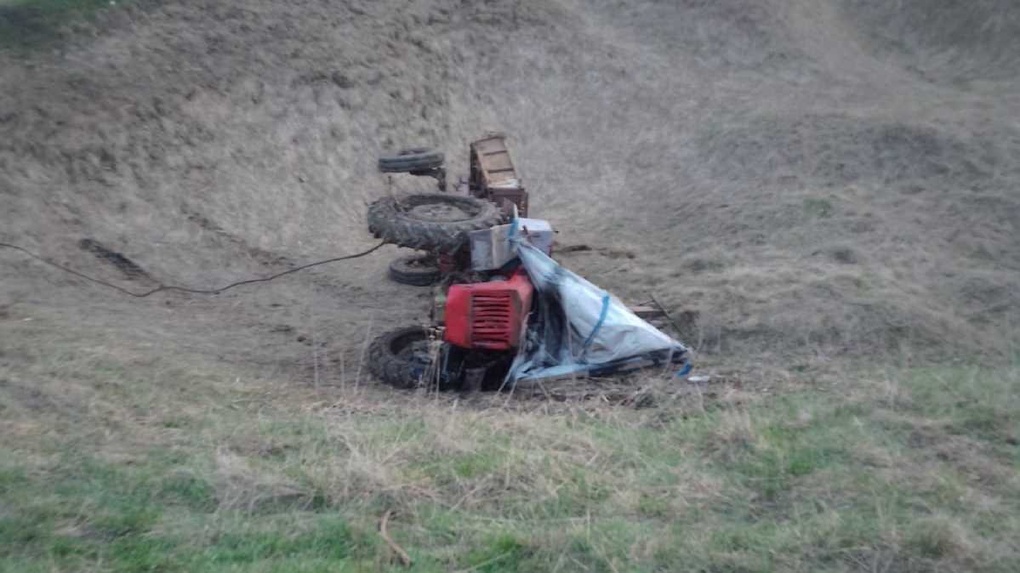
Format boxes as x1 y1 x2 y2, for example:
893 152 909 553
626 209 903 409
444 270 534 351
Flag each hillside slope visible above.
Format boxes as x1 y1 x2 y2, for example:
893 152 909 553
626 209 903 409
1 0 1018 367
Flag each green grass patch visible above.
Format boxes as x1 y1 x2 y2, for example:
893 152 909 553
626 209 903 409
0 450 372 571
803 196 835 218
903 366 1020 448
1 360 1019 571
0 0 128 49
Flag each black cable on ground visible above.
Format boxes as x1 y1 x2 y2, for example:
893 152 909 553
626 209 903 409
0 240 386 298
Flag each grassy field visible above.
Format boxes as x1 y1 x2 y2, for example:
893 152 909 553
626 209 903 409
2 313 1017 572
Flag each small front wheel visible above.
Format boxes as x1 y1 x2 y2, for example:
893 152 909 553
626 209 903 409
377 147 444 173
388 253 440 286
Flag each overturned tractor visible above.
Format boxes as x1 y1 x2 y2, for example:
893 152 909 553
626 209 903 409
374 134 529 286
368 135 689 391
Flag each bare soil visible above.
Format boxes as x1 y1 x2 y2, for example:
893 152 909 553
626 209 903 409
1 0 1018 387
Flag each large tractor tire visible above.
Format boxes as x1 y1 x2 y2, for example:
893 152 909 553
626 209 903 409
367 193 503 252
378 147 444 173
388 253 440 286
367 326 434 389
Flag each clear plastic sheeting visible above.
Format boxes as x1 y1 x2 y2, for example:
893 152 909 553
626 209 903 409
506 239 689 384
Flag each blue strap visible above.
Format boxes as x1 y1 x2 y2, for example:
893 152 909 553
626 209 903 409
581 294 611 362
508 216 520 242
675 362 693 378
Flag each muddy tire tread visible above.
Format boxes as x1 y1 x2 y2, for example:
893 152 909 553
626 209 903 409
367 193 503 252
367 326 429 389
378 148 444 173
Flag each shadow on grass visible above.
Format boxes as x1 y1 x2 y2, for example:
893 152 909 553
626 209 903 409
0 0 120 49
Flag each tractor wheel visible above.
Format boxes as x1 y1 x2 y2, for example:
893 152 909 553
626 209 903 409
378 147 444 173
389 253 440 286
367 193 503 252
367 326 435 389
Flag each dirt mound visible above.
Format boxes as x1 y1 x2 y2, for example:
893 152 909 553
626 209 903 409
838 0 1020 84
583 0 799 70
694 115 1007 188
1 0 1018 373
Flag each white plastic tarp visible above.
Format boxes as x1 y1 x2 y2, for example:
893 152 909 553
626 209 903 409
506 238 689 383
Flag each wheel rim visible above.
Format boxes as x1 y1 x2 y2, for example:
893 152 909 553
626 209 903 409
405 255 437 270
391 331 433 366
407 202 475 222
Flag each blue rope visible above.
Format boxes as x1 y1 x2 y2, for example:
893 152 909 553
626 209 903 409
580 294 611 362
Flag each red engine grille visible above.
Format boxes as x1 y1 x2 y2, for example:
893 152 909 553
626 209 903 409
444 270 534 351
471 291 514 348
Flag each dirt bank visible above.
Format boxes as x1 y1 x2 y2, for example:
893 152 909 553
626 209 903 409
1 0 1018 379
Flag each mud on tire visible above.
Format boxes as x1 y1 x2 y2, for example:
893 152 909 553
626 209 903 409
367 326 433 389
377 147 444 173
388 253 440 286
367 193 503 252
